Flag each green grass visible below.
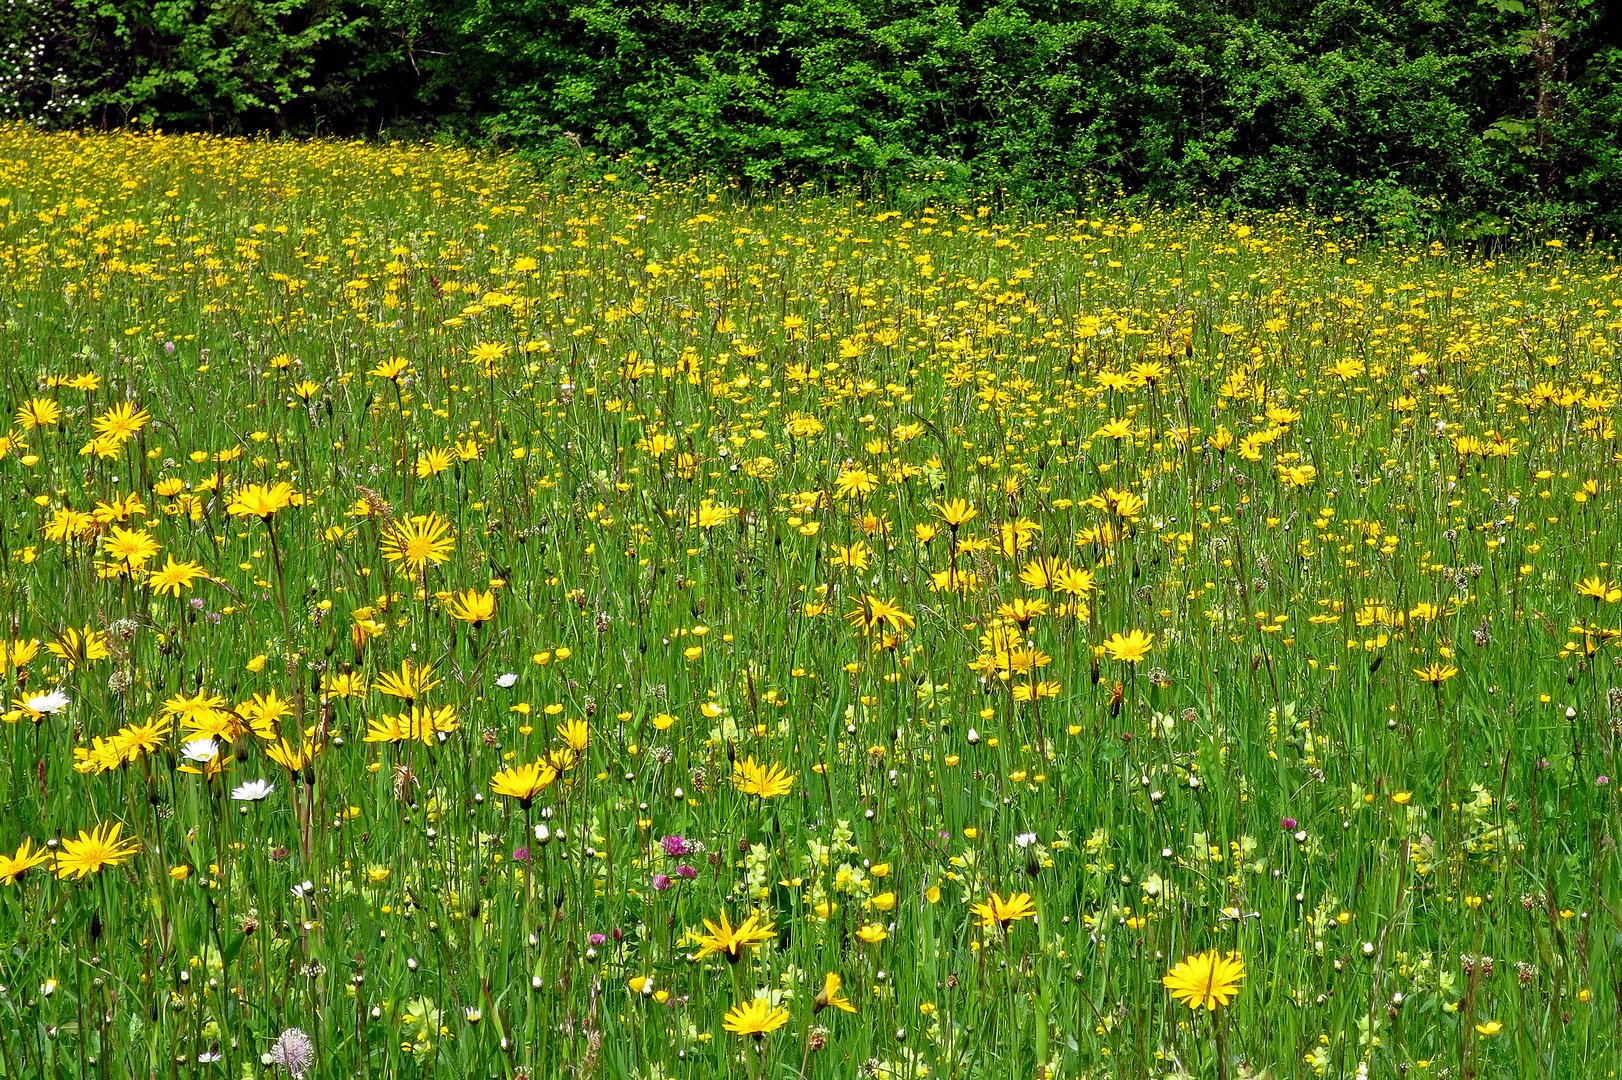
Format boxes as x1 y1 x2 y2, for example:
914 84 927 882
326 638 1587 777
0 127 1618 1079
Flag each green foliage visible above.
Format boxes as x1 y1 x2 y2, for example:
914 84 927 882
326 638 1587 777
5 0 426 132
1 0 1619 232
435 0 1622 233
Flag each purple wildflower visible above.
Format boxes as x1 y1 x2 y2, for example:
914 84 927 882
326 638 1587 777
268 1027 315 1078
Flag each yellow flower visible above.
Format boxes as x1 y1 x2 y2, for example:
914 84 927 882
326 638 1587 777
489 760 559 806
1413 662 1459 686
1576 575 1621 603
690 910 775 962
321 670 367 699
0 838 53 886
381 513 455 575
1474 1020 1502 1037
1053 565 1096 598
46 626 109 670
374 659 440 702
15 397 61 429
92 401 150 441
934 498 977 528
100 525 159 569
1101 629 1155 664
834 465 879 500
731 756 795 798
785 415 824 438
688 499 736 529
722 997 789 1039
556 718 589 752
368 357 411 381
1276 463 1318 488
1086 488 1145 520
814 972 857 1014
467 340 511 369
265 737 321 773
415 447 457 477
845 594 915 637
970 891 1037 929
364 704 459 747
1163 950 1246 1011
54 821 140 880
830 541 871 571
445 588 496 625
227 481 297 519
148 556 207 597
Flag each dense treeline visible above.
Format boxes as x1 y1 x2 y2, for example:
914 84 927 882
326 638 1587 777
2 0 1618 234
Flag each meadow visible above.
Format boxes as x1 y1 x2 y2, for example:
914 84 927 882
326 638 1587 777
0 127 1618 1079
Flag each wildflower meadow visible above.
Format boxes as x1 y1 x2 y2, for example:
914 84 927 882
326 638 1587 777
0 128 1619 1079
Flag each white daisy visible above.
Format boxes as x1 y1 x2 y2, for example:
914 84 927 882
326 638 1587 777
23 689 70 715
231 778 275 802
181 738 220 763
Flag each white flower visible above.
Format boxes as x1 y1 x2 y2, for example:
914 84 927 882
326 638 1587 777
495 672 518 689
181 738 220 763
1014 832 1038 849
23 690 70 715
290 880 315 899
231 778 275 802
